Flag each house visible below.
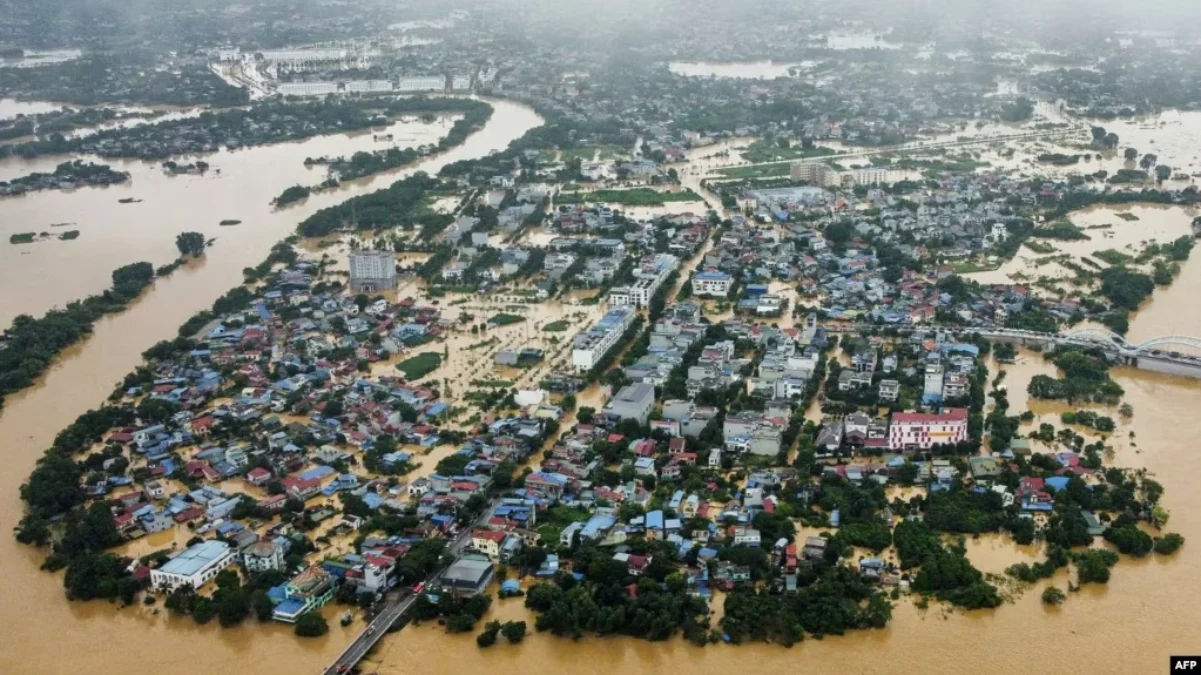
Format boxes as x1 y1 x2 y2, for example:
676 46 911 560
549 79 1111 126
246 467 273 487
730 526 761 547
242 539 286 573
816 423 844 455
802 536 827 561
471 529 508 559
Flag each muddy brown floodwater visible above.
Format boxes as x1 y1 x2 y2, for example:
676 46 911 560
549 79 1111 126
2 99 1200 674
0 98 542 675
359 250 1201 675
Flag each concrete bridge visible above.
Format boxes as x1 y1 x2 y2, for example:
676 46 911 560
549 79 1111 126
821 323 1201 379
320 499 496 675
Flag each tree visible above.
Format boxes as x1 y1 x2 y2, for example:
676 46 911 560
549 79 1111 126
294 612 329 637
1041 586 1066 605
251 589 274 621
1155 165 1172 183
1123 147 1138 161
1154 533 1184 555
501 620 527 643
175 231 206 257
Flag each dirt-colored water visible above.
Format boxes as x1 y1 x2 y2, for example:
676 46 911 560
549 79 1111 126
963 203 1197 287
358 263 1201 675
0 98 542 675
2 100 1200 674
0 102 507 328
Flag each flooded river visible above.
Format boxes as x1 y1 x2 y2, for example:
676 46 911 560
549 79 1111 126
2 98 1200 674
0 97 541 674
0 99 536 329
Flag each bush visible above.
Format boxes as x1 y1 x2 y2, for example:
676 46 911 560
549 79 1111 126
294 612 329 637
1154 533 1184 555
1041 586 1066 605
501 620 527 643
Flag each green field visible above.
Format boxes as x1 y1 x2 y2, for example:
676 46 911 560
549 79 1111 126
557 188 702 206
489 313 526 326
9 232 35 244
542 320 571 332
395 352 443 380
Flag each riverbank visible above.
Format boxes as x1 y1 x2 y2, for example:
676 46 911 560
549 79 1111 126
0 97 541 330
0 97 543 675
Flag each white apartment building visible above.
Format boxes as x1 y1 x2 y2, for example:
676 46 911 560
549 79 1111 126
844 167 891 187
349 250 398 291
692 271 733 297
571 306 636 371
608 254 679 309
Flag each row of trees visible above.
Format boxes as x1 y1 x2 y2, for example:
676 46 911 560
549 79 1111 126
1 262 155 408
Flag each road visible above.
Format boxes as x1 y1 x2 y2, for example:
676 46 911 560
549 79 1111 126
320 500 495 675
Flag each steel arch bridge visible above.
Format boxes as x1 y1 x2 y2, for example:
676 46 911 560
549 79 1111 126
1060 329 1201 355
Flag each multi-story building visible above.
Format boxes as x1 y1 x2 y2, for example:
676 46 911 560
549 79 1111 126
603 382 656 424
692 270 733 297
273 565 337 622
888 409 969 451
348 250 397 292
845 167 891 187
608 254 679 308
242 539 286 573
150 540 235 591
571 306 636 371
789 162 839 187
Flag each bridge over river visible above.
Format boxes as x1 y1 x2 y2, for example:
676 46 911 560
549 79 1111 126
822 323 1201 379
320 499 497 675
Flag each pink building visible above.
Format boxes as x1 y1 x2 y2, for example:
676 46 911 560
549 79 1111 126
888 409 969 450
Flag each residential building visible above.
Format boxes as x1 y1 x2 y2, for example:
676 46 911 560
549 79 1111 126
242 539 286 573
790 162 839 188
348 250 397 292
273 565 337 622
608 254 679 309
471 529 508 559
571 306 636 371
692 271 733 297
